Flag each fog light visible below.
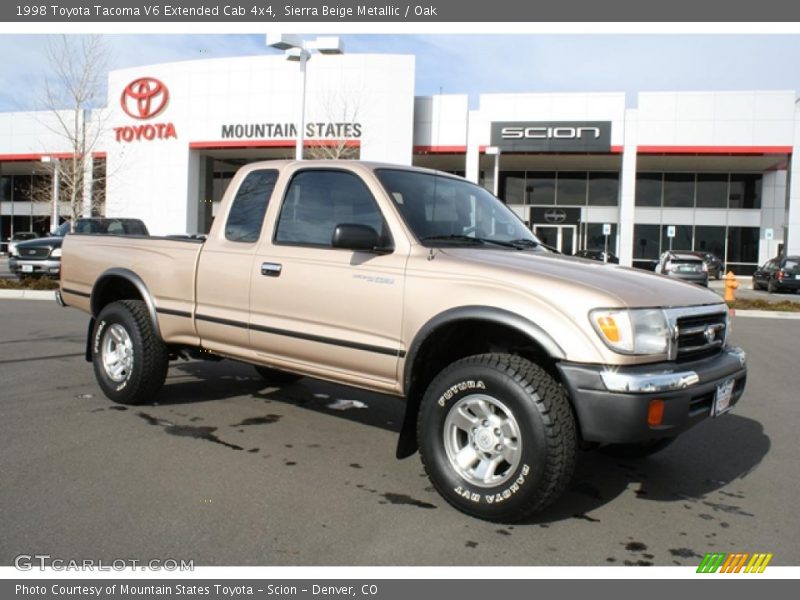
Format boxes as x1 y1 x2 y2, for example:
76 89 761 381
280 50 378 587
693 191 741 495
647 399 665 427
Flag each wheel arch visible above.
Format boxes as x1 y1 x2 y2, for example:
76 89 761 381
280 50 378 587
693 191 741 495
396 306 565 459
90 268 162 342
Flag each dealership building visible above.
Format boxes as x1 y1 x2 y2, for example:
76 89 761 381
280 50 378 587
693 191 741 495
2 51 800 273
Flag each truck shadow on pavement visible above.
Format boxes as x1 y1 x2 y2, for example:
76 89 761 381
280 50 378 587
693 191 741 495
160 359 405 433
159 359 769 526
534 413 770 525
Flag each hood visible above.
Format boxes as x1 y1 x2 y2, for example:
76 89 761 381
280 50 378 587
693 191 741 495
16 236 64 250
440 248 722 309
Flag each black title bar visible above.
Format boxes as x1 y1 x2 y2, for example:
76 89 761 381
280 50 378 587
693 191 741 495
3 0 800 22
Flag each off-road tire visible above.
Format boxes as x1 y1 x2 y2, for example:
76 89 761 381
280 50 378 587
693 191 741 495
253 365 303 385
598 437 676 459
417 353 577 522
92 300 168 405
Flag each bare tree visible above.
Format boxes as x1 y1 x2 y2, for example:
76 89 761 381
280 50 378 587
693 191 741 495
41 35 109 223
304 88 363 160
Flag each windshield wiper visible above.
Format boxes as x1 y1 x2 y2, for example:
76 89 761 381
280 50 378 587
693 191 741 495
508 238 560 253
421 235 486 245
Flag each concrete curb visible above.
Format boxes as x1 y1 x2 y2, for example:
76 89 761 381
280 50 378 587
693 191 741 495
733 309 800 319
0 290 57 301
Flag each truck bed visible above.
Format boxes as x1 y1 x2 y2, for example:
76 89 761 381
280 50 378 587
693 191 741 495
60 234 204 346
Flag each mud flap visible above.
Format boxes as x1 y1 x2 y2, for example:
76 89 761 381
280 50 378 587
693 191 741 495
85 318 95 362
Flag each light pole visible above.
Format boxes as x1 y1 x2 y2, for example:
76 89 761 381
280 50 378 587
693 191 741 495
266 35 344 160
485 146 501 197
41 156 60 232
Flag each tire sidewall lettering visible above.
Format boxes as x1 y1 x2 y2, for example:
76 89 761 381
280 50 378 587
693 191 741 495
429 372 540 508
436 379 486 407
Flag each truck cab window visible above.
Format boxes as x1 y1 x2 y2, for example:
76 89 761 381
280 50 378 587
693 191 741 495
275 170 389 247
225 169 278 243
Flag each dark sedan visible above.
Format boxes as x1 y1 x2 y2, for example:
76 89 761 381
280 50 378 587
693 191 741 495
687 251 723 279
752 255 800 294
574 249 620 264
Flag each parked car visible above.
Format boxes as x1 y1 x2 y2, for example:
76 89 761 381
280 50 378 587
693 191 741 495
655 251 709 287
752 255 800 293
9 218 148 278
59 160 746 522
687 251 723 279
574 249 620 264
6 231 39 255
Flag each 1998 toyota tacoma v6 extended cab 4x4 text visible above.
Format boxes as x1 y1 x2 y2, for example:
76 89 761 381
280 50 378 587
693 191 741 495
58 161 747 521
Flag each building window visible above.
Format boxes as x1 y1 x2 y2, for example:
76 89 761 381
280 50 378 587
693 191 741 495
0 176 10 201
633 224 661 262
662 173 695 208
585 222 617 253
729 174 762 209
727 226 759 265
498 171 525 205
694 226 726 260
635 172 662 207
661 224 692 252
695 174 728 209
588 172 619 206
525 172 556 205
556 171 587 206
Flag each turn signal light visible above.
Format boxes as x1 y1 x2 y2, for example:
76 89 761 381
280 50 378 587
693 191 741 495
597 316 620 342
647 399 665 427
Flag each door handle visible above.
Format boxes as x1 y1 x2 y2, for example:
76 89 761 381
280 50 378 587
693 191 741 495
261 263 282 277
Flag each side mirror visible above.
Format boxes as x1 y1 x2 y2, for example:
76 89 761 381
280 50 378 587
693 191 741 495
331 223 387 253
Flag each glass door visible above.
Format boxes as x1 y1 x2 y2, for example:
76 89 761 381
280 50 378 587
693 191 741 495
534 225 577 255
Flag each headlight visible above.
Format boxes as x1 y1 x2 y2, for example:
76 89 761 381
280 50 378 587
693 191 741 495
51 248 62 258
590 308 670 355
9 246 18 257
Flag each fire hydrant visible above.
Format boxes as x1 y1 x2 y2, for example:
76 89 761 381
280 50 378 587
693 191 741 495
724 271 739 303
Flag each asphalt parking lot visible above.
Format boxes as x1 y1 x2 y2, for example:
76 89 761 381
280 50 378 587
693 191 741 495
0 299 798 567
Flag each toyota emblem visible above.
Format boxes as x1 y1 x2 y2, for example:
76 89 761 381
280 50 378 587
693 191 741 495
120 77 170 120
544 208 567 224
704 326 717 344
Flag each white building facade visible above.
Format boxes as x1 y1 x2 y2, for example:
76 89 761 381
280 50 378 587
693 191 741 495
2 51 799 275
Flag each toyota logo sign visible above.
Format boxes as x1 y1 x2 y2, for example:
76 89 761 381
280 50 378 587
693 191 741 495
120 77 169 120
544 208 567 224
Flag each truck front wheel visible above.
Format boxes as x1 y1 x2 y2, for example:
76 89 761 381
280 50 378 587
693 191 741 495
417 354 577 522
92 300 169 405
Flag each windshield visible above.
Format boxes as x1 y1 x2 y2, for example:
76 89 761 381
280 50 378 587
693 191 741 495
53 222 71 237
375 169 544 250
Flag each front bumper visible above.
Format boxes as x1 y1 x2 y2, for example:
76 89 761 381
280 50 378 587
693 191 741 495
9 257 60 276
557 346 747 444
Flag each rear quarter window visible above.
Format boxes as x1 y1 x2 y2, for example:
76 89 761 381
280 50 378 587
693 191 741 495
225 170 279 243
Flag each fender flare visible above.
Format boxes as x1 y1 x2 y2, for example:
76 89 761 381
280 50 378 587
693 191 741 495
396 306 565 459
90 267 162 341
402 305 565 395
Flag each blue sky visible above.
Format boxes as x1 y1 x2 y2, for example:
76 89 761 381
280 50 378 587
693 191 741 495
1 34 800 111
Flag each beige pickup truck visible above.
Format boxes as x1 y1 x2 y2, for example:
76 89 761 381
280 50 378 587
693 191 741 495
58 160 747 521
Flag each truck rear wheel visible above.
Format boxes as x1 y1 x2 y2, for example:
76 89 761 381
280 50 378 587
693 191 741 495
92 300 168 405
253 365 303 385
417 353 577 522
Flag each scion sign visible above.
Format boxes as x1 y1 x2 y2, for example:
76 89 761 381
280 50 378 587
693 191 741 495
491 121 612 152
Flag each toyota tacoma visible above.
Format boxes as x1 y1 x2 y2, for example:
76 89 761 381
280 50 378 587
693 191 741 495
58 161 747 521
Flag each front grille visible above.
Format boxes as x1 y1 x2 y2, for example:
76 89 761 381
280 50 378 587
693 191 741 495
19 246 51 259
676 311 727 361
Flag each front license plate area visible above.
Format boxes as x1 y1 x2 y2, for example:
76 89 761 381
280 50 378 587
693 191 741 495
713 378 735 417
21 265 33 273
